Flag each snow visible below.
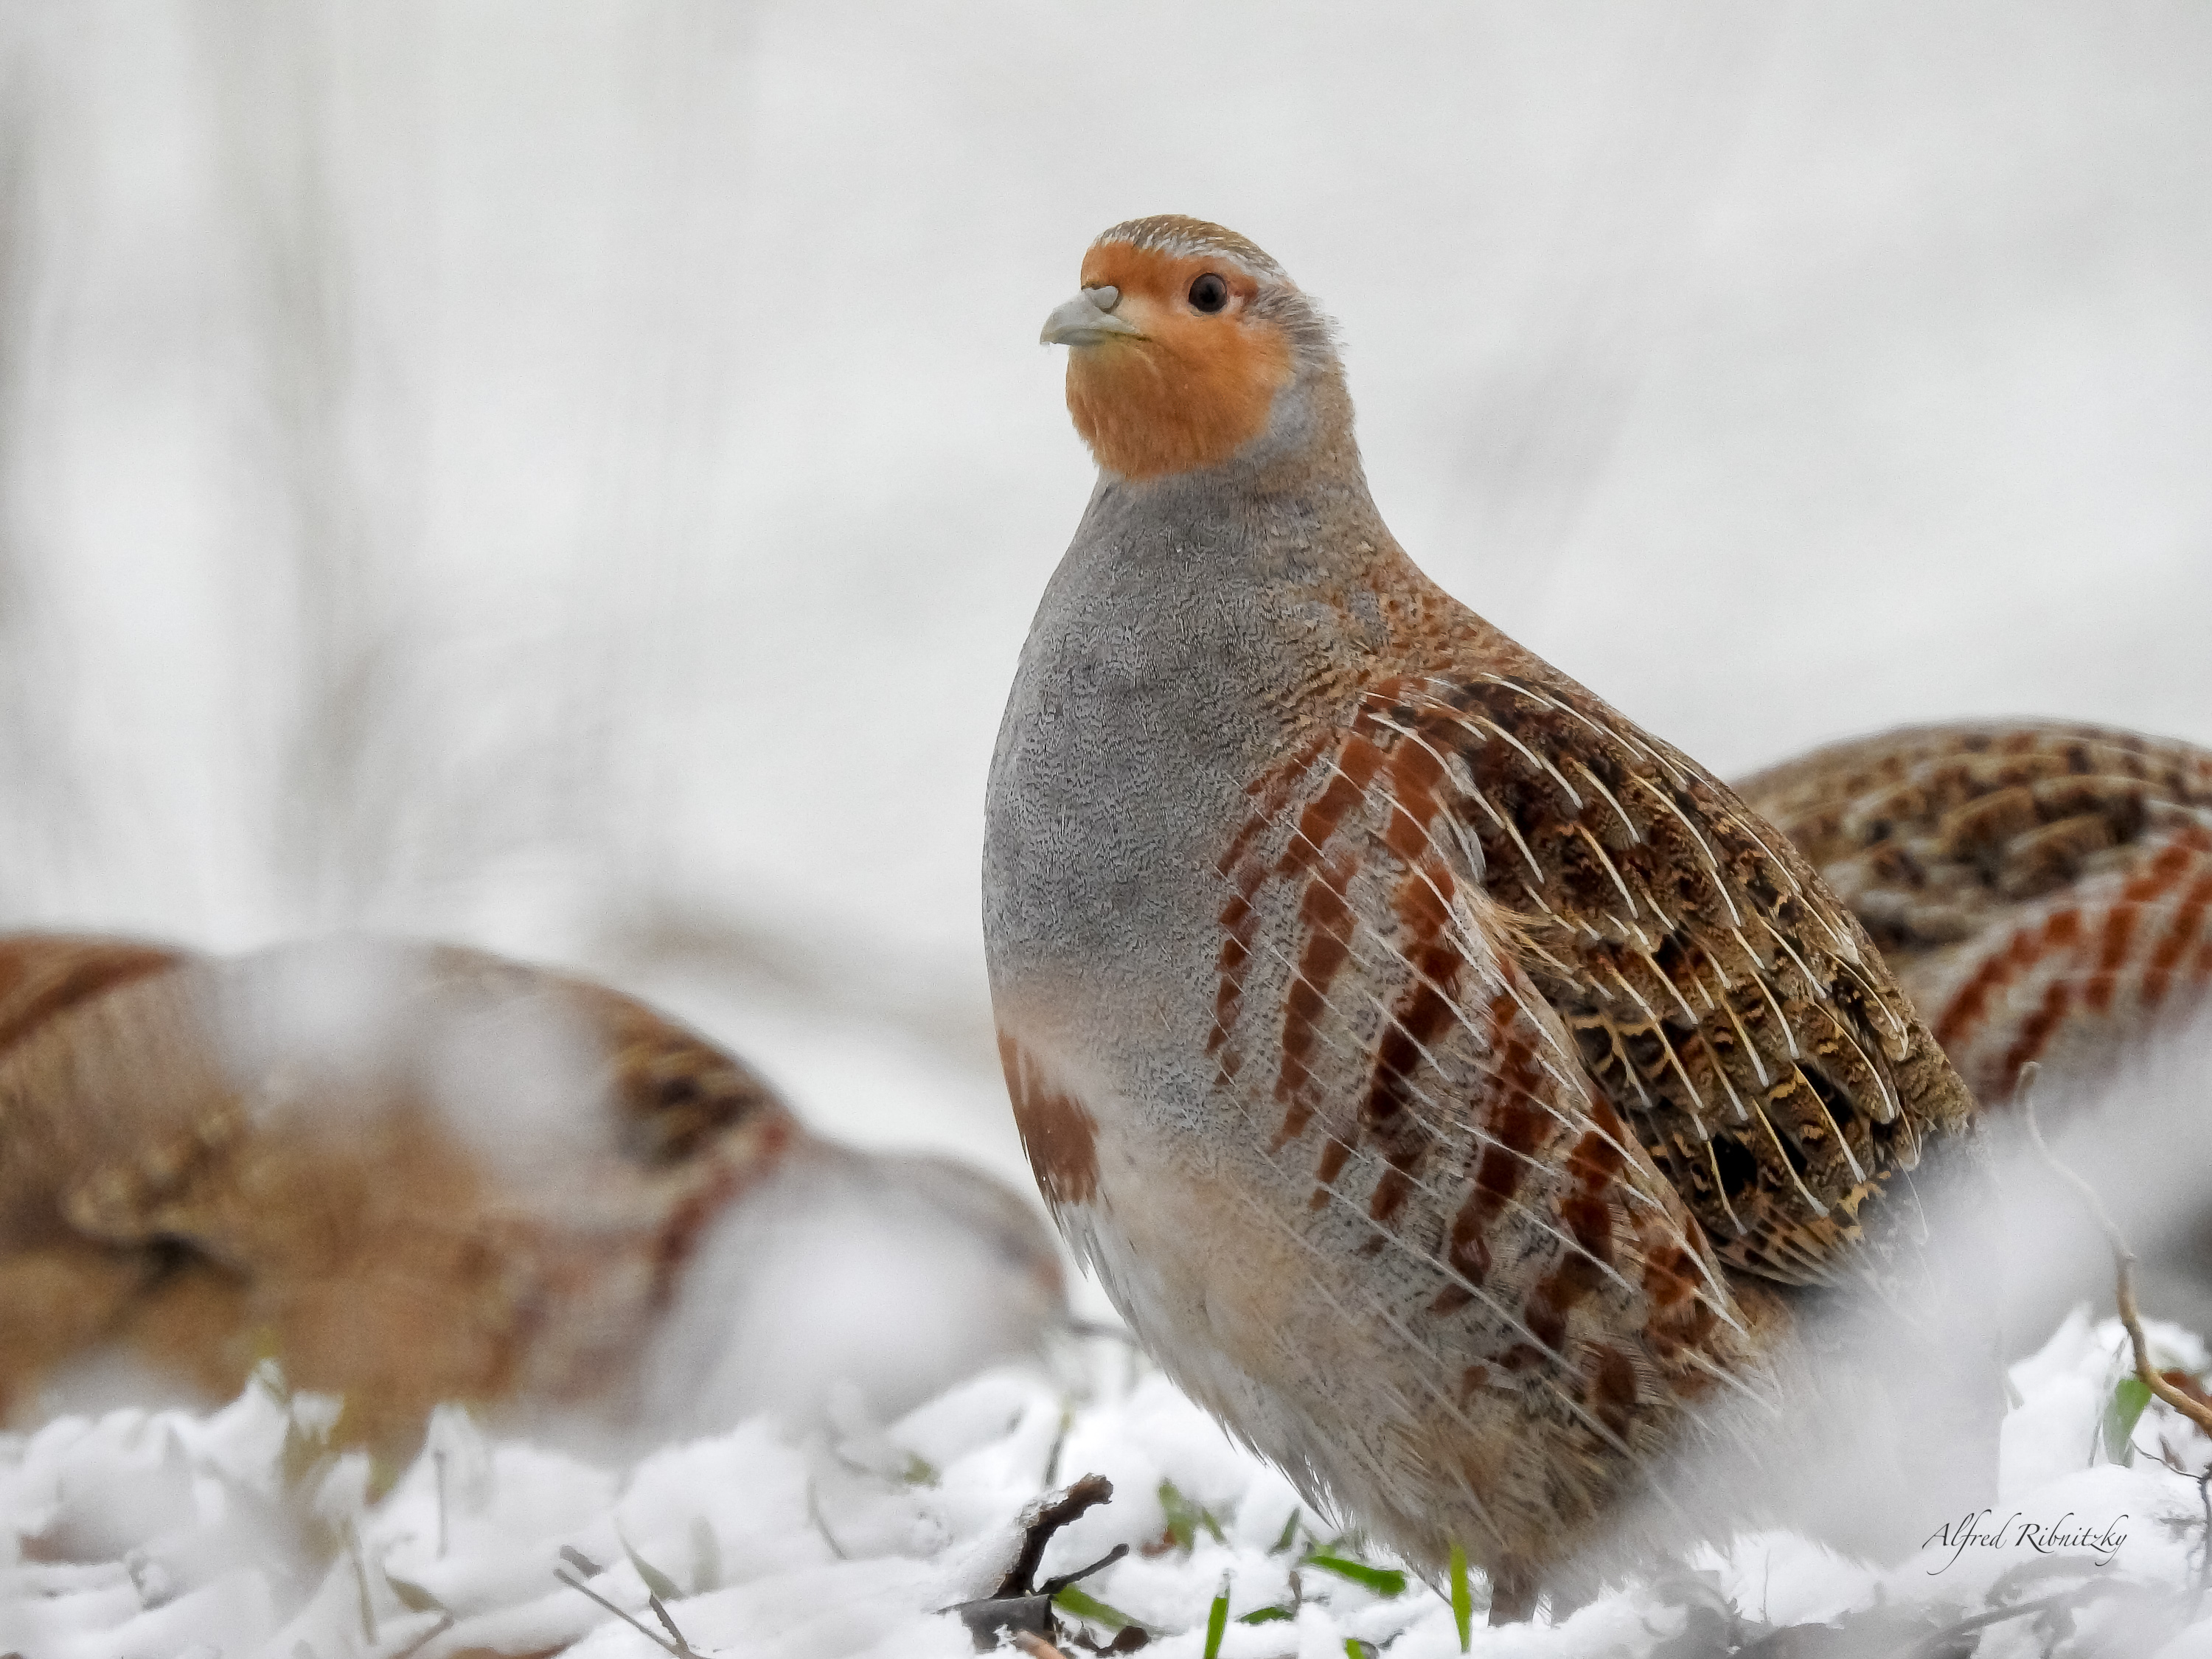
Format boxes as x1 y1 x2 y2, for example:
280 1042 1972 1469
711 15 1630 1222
9 1313 2212 1658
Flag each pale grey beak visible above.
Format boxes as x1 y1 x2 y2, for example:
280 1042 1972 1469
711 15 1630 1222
1040 285 1144 347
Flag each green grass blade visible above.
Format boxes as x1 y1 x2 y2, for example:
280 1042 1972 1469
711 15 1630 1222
1450 1540 1472 1651
1054 1584 1137 1632
1160 1478 1227 1551
2104 1375 2153 1465
616 1526 683 1602
1302 1553 1408 1598
1203 1574 1231 1659
385 1571 447 1615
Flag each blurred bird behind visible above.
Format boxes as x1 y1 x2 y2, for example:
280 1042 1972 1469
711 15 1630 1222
0 933 1070 1454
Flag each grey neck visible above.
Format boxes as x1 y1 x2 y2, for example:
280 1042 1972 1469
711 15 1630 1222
984 368 1401 1008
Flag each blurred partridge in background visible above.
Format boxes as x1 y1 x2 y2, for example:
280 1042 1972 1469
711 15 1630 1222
0 933 1068 1456
1739 720 2212 1109
985 215 1994 1621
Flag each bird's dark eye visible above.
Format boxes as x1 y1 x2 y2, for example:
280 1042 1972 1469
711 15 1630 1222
1188 273 1230 313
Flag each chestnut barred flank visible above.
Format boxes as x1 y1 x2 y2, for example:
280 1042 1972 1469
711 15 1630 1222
1211 674 1964 1293
998 1034 1102 1211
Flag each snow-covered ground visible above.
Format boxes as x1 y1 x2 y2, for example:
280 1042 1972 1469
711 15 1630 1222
7 1311 2212 1659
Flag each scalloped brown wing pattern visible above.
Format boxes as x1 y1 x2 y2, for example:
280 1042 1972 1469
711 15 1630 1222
1737 720 2212 1106
1219 672 1975 1295
1208 672 1770 1555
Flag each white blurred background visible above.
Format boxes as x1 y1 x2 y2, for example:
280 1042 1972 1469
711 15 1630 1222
0 0 2205 1210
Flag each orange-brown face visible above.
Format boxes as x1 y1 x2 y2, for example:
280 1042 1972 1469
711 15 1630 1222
1048 241 1294 481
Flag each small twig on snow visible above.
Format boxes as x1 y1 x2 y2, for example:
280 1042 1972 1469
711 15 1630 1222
553 1565 700 1658
1896 1580 2149 1658
804 1474 851 1560
944 1474 1125 1652
995 1475 1117 1601
2020 1062 2212 1442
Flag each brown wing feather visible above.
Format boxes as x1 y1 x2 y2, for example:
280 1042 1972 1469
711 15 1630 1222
1737 720 2212 1105
1343 672 1977 1292
1208 679 1774 1577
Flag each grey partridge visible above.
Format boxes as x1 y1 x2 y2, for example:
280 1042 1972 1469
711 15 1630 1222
1737 719 2212 1110
983 215 1990 1618
0 933 1067 1453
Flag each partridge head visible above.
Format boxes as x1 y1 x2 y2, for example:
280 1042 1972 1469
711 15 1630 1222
987 217 1993 1618
1039 224 1338 483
